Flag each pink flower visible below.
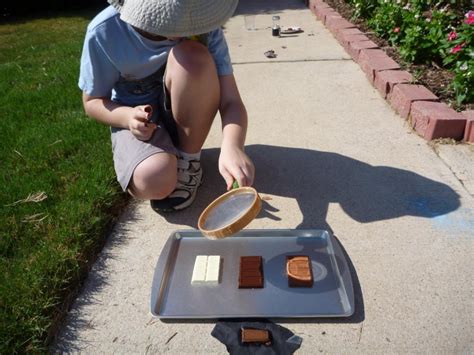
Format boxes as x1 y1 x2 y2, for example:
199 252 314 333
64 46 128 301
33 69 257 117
465 10 474 24
450 44 463 54
393 27 400 33
447 31 457 41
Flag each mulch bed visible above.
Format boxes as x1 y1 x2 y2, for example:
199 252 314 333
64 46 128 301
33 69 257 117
323 0 472 111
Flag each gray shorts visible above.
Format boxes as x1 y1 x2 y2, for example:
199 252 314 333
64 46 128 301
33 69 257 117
111 79 179 191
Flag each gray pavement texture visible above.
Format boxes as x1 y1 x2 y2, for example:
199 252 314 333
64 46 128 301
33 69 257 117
53 0 474 353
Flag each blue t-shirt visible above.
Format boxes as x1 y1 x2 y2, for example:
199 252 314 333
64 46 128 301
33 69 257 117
79 6 233 107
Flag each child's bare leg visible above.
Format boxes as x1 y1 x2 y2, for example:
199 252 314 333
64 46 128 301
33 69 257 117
165 40 220 153
128 152 177 200
140 41 219 211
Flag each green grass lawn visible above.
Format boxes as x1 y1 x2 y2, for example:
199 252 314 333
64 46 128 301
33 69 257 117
0 10 128 352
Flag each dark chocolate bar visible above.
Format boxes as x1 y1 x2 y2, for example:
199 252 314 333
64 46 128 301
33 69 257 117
241 328 271 345
239 269 261 277
239 256 264 288
287 255 313 287
239 276 263 288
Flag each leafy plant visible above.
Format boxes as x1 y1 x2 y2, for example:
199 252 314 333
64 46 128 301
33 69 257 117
440 10 474 105
349 0 379 19
368 1 404 44
344 0 473 105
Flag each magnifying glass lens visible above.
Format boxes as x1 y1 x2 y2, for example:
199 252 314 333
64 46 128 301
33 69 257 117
202 192 256 230
199 186 262 239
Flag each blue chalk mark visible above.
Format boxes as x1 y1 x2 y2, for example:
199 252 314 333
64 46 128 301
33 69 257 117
406 196 473 235
432 210 474 234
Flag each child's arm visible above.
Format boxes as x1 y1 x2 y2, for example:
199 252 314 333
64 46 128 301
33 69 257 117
82 92 157 141
217 74 255 189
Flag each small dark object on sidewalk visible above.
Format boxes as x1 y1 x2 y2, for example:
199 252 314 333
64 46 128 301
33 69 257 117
212 320 302 354
264 50 277 59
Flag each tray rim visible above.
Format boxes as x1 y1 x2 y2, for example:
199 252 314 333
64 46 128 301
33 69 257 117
150 229 355 319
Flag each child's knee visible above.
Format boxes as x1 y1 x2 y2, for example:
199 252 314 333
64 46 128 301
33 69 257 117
129 154 177 200
168 40 215 77
129 174 176 200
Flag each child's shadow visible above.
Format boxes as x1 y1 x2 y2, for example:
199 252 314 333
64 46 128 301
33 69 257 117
160 144 460 234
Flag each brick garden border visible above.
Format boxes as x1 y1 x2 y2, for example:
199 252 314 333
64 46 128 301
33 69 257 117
308 0 473 143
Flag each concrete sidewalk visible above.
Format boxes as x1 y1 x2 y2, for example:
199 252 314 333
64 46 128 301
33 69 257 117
53 0 473 353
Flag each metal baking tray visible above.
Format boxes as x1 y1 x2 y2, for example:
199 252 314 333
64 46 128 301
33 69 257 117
150 229 354 319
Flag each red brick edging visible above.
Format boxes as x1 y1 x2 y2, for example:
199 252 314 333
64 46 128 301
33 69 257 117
308 0 472 143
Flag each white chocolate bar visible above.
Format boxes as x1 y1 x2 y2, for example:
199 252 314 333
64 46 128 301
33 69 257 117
205 255 220 284
191 255 207 284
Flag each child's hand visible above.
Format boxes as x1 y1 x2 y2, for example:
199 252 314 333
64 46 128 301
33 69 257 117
219 144 255 190
128 105 157 141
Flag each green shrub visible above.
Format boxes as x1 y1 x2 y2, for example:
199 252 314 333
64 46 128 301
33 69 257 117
351 0 379 18
399 8 456 64
441 10 474 105
346 0 474 105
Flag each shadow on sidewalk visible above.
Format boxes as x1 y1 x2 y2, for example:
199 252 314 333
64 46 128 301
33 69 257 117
165 144 461 233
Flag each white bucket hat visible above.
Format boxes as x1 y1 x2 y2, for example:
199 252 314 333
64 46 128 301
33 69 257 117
108 0 239 37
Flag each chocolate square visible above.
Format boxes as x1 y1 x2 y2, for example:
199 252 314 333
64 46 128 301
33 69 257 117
239 276 263 288
241 328 271 345
239 256 264 288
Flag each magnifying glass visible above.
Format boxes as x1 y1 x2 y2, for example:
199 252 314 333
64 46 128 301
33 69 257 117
198 183 262 240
